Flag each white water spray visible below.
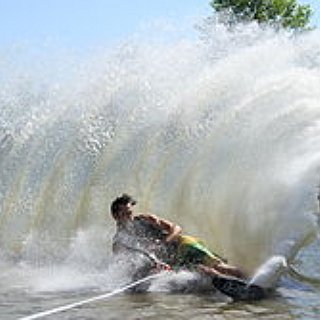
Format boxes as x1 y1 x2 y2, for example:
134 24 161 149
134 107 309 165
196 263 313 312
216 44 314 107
0 22 319 282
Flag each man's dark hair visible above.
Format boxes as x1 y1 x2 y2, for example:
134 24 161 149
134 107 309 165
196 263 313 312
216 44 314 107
111 193 136 218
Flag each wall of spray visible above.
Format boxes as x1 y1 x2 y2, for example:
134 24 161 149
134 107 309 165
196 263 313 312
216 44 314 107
0 21 319 276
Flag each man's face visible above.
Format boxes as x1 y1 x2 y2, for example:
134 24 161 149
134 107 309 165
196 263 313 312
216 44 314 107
115 202 134 220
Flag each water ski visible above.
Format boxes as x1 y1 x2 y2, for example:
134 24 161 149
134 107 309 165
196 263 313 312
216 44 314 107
211 275 266 301
211 255 287 301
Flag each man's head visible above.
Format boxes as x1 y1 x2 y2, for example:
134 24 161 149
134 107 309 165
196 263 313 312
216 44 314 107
110 193 137 220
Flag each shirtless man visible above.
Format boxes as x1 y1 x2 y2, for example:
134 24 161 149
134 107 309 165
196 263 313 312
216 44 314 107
110 194 245 278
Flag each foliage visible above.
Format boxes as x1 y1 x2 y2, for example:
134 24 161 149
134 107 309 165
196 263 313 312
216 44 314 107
210 0 312 30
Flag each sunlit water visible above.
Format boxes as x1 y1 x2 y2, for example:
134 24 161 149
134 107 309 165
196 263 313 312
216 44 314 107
0 18 320 319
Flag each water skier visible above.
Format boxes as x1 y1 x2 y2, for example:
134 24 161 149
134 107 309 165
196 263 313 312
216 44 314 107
110 193 246 279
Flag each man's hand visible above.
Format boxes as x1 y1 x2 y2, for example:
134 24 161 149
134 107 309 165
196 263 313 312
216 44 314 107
155 261 172 271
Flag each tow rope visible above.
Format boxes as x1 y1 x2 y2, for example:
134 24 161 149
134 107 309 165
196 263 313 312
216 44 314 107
19 272 164 320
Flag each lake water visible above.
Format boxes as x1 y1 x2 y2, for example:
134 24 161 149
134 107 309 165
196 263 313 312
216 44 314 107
2 241 320 320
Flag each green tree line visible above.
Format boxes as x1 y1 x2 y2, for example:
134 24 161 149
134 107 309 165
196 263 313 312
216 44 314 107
210 0 313 30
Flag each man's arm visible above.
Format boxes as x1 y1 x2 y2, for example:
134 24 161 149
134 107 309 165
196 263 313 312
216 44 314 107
112 237 130 254
138 213 182 242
